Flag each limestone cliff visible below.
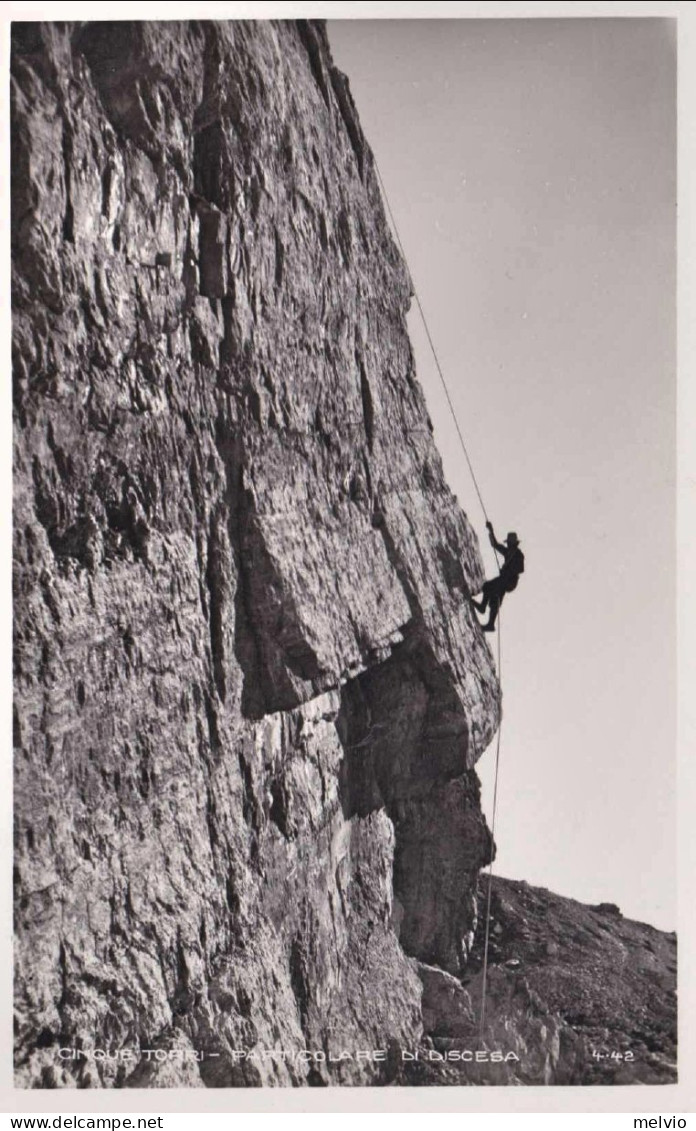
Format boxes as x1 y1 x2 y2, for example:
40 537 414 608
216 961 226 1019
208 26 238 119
12 19 675 1089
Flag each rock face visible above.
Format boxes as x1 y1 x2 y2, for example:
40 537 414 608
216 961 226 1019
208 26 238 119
12 19 676 1089
12 19 499 1089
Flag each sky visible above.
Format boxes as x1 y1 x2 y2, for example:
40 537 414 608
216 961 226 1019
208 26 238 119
328 16 676 931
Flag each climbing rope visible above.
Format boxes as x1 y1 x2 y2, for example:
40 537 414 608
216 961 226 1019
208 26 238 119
373 157 494 532
373 155 504 1044
479 621 502 1040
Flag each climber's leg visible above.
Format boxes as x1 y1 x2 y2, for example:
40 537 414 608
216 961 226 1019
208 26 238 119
482 588 503 632
471 579 493 613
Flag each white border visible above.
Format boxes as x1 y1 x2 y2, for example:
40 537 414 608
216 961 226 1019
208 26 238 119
1 1 692 1116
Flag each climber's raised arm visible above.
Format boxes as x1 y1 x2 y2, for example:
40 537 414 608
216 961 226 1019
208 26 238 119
486 520 507 557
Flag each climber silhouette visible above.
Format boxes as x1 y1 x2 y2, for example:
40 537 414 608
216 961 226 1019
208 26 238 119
470 522 524 632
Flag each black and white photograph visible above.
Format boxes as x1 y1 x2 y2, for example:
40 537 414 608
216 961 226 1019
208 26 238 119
6 0 690 1115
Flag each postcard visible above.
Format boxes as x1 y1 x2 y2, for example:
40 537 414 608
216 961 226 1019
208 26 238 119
5 1 692 1117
